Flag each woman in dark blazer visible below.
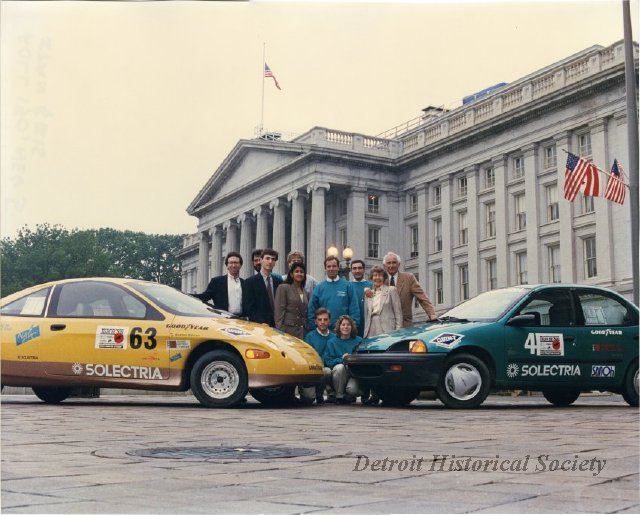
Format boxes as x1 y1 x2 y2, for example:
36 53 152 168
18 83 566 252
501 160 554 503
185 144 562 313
274 262 309 339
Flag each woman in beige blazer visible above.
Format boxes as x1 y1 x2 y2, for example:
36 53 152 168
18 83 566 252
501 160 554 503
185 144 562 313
363 265 403 338
274 262 309 340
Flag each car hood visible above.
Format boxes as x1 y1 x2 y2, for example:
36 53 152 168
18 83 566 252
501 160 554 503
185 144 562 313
355 320 490 352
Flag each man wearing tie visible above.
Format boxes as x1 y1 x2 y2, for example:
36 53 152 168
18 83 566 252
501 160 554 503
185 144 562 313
382 251 437 326
242 248 282 326
193 251 244 316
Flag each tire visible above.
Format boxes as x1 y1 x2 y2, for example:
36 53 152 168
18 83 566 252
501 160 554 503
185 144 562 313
190 350 248 408
436 353 491 408
249 385 296 406
32 387 72 404
542 389 580 406
375 387 420 406
621 360 639 407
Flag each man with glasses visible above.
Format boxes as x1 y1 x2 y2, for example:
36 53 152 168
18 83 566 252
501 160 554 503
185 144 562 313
194 251 245 316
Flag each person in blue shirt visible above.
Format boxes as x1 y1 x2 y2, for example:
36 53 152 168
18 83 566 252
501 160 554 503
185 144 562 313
308 256 361 332
324 315 362 404
300 307 333 404
349 259 372 338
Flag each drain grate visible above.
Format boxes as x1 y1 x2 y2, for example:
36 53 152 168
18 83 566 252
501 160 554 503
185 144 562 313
127 446 320 460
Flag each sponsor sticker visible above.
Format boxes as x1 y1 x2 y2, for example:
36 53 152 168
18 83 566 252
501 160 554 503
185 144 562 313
74 363 164 380
524 333 564 356
592 343 625 352
507 363 581 377
95 326 128 349
220 327 252 338
16 325 40 346
429 332 464 348
590 329 623 336
166 340 191 350
591 365 615 378
170 353 183 362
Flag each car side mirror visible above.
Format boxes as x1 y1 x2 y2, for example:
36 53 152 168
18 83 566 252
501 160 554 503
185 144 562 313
507 313 537 326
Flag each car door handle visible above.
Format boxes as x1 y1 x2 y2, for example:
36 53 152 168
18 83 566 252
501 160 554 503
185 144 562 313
564 336 575 343
50 324 66 331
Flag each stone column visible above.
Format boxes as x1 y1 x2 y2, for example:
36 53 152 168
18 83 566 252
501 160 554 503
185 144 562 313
416 185 428 292
465 166 480 298
347 186 366 260
590 119 612 282
386 192 401 253
270 199 286 275
224 220 239 254
254 206 269 251
197 230 210 291
211 226 223 278
492 155 508 288
440 176 452 308
556 131 574 283
238 213 254 279
288 191 306 254
523 144 540 284
307 183 330 279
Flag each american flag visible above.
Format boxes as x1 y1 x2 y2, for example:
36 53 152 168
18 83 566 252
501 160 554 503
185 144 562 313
604 159 626 204
564 152 598 201
264 63 281 90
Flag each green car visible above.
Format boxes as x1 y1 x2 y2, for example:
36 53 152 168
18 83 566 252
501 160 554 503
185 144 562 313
344 285 639 409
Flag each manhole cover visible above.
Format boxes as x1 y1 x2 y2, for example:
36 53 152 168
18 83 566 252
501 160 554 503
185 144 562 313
127 446 320 460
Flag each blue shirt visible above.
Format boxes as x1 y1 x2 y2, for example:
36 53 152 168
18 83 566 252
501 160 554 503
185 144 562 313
308 277 361 331
324 334 362 368
304 329 331 360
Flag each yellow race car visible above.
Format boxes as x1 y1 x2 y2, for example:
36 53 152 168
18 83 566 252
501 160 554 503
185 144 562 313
1 278 324 408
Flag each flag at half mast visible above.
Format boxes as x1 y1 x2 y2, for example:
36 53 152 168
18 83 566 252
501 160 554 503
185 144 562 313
604 159 626 204
264 63 281 90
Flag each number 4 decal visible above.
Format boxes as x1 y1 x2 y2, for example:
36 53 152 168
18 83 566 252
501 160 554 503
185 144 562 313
130 327 158 350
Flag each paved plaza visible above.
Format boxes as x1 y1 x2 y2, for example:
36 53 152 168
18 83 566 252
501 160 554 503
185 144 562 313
1 392 638 514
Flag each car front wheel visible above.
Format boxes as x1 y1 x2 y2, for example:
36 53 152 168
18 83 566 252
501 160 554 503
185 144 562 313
190 350 248 408
436 353 491 408
542 389 580 406
32 386 72 404
621 361 639 407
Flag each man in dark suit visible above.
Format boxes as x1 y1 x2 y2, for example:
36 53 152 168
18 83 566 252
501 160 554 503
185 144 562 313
242 248 282 326
194 252 244 316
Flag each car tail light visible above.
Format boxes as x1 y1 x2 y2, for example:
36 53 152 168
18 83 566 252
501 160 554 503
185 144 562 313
245 349 270 359
409 340 427 353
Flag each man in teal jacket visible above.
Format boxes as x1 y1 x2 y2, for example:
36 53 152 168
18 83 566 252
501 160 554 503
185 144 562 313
308 256 361 332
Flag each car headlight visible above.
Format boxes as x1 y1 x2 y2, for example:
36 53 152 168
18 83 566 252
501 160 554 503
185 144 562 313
245 349 271 359
409 340 427 353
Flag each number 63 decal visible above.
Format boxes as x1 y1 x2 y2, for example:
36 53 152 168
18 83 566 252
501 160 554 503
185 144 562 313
129 327 157 349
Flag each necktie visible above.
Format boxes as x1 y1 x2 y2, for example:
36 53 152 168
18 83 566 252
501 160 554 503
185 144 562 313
390 276 395 287
266 275 274 309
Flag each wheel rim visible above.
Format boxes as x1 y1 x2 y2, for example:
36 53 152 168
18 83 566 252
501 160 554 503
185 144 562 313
633 368 639 396
444 362 482 401
200 361 239 399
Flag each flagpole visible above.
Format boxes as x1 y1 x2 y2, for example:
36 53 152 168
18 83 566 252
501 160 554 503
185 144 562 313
560 149 630 189
622 0 639 305
260 43 266 136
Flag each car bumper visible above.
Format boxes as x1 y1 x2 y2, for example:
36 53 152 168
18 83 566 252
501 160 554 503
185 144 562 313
344 352 447 388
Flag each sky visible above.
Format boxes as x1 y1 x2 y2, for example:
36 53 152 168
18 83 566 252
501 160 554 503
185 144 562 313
1 0 637 240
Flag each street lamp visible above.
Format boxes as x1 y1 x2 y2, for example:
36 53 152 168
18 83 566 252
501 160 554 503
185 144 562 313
327 244 353 279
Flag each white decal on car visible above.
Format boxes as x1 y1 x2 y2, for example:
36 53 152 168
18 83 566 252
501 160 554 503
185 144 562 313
524 333 565 356
95 326 129 349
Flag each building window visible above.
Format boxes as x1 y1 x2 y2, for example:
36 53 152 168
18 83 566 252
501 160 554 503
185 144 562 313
458 176 468 198
485 202 496 238
513 156 524 179
433 185 441 206
514 193 526 231
367 227 380 258
578 132 592 157
368 194 379 214
582 195 595 214
410 225 419 257
548 244 561 283
338 196 348 216
409 193 418 213
487 258 497 290
543 144 557 169
546 183 559 222
339 228 348 250
433 219 442 252
584 236 597 278
516 252 528 285
485 167 495 189
458 211 468 245
459 264 469 301
434 270 443 304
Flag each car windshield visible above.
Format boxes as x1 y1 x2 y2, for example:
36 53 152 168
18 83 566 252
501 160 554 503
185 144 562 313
442 287 529 322
127 282 234 318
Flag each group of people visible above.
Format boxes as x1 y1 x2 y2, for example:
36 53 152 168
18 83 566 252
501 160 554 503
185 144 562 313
195 248 437 405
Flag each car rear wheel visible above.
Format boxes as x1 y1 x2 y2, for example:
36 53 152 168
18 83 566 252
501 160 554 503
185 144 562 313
375 387 420 406
249 385 296 406
436 353 491 408
621 361 639 407
542 389 580 406
190 350 248 408
32 386 72 404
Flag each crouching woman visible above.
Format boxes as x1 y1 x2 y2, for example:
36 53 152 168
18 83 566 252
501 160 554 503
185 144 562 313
324 315 362 404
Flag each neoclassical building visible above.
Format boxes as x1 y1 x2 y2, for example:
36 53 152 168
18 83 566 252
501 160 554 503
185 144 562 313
179 40 637 320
